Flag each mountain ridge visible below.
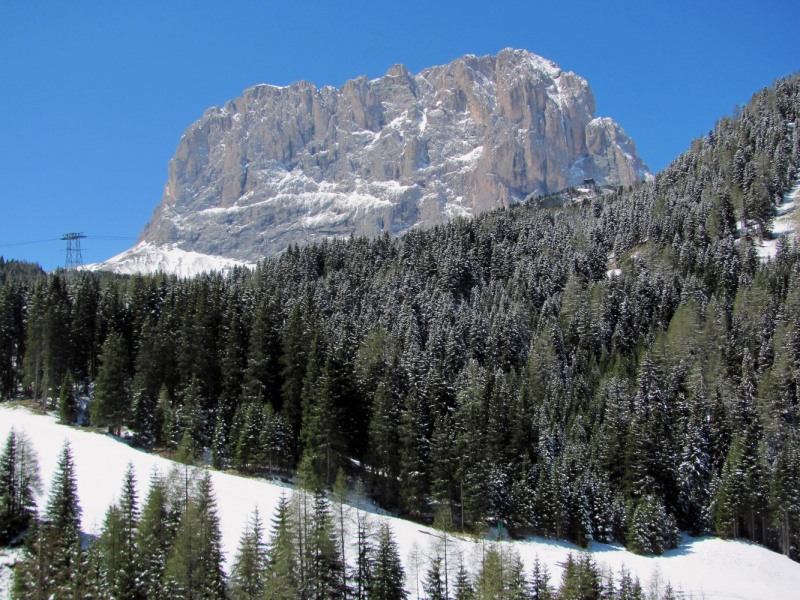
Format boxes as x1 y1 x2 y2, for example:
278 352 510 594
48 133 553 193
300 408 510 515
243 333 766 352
120 48 650 269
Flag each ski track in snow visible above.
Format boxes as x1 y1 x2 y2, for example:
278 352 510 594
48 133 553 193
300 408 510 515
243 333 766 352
1 405 800 599
758 177 800 260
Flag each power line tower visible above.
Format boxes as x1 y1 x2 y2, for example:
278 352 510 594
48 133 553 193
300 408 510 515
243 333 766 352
61 233 87 269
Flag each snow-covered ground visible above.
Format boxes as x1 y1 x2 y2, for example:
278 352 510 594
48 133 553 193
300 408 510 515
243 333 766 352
80 242 256 278
0 548 21 600
758 177 800 260
1 404 799 599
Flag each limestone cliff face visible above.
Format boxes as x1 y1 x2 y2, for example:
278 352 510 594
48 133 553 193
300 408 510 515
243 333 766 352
138 48 651 261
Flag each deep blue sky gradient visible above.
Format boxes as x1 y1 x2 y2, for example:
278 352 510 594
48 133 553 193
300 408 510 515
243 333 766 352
1 0 798 270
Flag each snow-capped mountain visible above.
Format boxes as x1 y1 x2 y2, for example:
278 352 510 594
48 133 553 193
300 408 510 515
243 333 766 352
110 48 651 271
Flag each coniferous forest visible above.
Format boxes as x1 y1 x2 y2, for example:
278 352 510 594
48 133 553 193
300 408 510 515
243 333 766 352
2 73 800 597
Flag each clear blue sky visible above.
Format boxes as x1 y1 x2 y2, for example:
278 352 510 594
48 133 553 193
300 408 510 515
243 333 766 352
1 0 798 270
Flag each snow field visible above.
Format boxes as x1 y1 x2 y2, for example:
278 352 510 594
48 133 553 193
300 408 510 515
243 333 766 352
1 405 799 599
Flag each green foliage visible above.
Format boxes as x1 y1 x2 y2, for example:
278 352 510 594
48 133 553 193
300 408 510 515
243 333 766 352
229 509 268 600
91 333 130 436
0 428 40 544
164 471 226 599
57 371 77 425
370 523 408 600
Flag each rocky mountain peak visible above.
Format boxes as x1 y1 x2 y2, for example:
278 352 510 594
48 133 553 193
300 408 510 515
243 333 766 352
134 48 651 264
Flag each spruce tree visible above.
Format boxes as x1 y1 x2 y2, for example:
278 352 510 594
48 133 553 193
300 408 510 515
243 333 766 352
351 480 374 600
626 494 680 555
301 332 346 485
305 491 347 599
91 333 130 436
230 508 268 600
370 522 408 600
264 493 298 599
423 556 446 600
0 428 40 544
130 319 163 447
398 387 430 519
14 442 83 599
453 563 475 600
281 302 308 447
529 556 553 600
557 553 601 600
135 468 173 600
164 471 226 599
58 371 77 426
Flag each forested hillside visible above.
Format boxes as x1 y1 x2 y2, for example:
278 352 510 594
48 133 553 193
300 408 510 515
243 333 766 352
2 73 800 568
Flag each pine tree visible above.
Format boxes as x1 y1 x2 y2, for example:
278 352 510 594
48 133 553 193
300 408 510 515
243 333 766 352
557 553 601 600
14 442 83 599
398 387 430 519
230 508 268 600
164 471 226 599
264 493 299 599
626 494 680 555
305 491 347 599
91 333 130 436
301 332 345 485
95 464 139 600
423 556 447 600
135 468 174 600
0 428 41 544
281 302 308 447
352 480 374 600
58 371 77 425
453 563 475 600
370 522 408 600
529 556 553 600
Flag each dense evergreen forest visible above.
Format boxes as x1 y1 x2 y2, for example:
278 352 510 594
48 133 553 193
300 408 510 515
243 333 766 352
2 73 800 582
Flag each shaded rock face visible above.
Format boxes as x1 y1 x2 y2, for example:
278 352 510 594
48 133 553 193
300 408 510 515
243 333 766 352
139 48 651 261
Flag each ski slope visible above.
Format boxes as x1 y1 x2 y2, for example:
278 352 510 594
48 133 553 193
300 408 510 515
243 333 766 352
1 404 799 599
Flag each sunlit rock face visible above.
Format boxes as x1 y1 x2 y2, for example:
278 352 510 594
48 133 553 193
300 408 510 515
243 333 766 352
138 48 651 261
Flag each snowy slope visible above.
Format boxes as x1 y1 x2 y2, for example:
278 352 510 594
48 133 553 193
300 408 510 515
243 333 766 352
80 242 256 278
758 176 800 260
1 405 799 599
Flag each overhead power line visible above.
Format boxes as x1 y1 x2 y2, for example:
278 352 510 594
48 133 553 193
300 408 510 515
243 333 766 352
0 235 137 248
0 238 62 248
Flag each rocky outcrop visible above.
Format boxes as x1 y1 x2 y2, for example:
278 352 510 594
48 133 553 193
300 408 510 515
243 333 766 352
138 48 651 261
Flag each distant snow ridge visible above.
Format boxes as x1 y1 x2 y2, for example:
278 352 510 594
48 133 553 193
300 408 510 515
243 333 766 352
81 242 255 278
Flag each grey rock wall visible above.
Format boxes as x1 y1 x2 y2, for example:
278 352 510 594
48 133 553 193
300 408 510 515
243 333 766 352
138 48 651 261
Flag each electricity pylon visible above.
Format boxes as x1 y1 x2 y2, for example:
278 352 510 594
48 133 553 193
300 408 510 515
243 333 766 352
61 233 87 269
